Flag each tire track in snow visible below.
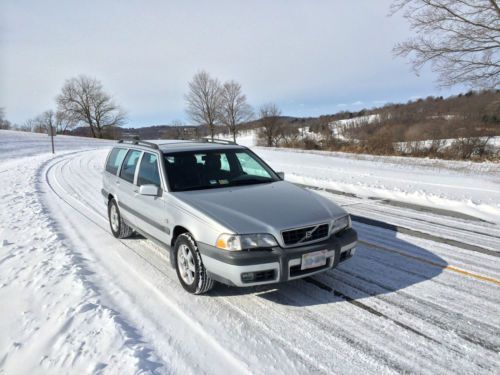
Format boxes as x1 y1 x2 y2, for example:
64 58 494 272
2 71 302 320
323 268 500 353
48 152 326 374
45 151 399 373
46 151 323 374
302 277 438 343
46 149 500 374
44 152 254 375
352 244 500 304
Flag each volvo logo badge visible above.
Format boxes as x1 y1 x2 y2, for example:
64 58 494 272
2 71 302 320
305 230 313 239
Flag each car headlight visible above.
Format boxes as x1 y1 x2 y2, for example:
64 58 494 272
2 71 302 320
332 215 351 233
215 233 278 251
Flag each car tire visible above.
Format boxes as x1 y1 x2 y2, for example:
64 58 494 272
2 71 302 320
174 233 214 294
108 198 134 239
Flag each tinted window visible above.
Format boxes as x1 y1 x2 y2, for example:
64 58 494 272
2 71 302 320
137 153 161 186
164 149 277 191
105 148 127 175
220 153 230 171
119 149 141 183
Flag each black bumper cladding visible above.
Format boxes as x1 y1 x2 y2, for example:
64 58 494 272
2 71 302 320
198 228 357 285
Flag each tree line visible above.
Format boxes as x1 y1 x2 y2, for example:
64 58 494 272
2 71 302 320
251 90 500 160
4 70 284 146
4 83 498 160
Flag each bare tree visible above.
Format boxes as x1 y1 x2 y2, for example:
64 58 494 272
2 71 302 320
258 103 284 147
0 108 11 130
392 0 500 88
218 80 253 143
31 110 55 134
56 75 126 138
18 118 36 132
30 110 74 135
55 111 77 134
451 136 493 158
185 71 222 140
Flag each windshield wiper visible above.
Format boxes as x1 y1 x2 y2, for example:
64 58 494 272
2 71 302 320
175 185 218 192
228 178 274 187
174 178 274 191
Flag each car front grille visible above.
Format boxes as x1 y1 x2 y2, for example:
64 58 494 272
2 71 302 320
282 223 329 246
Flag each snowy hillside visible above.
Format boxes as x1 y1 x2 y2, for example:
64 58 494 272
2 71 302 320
1 130 499 374
0 130 114 161
329 114 380 140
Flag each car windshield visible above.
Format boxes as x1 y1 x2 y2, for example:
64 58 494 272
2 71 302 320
164 149 279 192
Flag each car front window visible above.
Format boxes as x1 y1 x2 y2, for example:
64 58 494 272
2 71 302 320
164 149 278 192
137 152 161 187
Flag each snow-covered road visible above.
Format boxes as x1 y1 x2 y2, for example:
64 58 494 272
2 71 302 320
1 131 499 374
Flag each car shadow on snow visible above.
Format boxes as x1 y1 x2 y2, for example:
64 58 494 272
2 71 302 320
211 221 447 307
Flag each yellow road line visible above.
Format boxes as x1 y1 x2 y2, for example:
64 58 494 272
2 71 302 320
359 240 500 286
444 266 500 285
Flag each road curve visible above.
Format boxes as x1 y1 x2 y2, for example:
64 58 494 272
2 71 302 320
42 149 500 374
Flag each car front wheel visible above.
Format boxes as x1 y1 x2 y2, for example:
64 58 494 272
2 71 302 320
174 233 214 294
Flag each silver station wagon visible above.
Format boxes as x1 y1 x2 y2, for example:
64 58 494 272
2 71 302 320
102 139 357 294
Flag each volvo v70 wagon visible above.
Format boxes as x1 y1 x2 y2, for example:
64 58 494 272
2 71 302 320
102 139 357 294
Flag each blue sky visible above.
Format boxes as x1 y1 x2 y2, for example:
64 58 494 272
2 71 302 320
0 0 464 128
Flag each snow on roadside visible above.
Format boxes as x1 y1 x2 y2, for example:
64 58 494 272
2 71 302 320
0 144 163 372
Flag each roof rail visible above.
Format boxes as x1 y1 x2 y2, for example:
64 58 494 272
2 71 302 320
117 139 160 150
199 138 237 145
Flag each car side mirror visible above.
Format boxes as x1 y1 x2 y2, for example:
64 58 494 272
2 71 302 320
277 171 285 180
139 184 159 196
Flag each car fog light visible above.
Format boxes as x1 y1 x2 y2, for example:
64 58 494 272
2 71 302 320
241 272 255 282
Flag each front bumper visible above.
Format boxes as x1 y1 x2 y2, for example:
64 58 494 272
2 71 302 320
198 228 357 287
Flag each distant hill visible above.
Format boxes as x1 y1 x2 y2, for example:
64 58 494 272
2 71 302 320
68 89 500 145
330 90 500 143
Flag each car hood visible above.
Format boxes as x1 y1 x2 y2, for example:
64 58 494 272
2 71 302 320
173 181 347 234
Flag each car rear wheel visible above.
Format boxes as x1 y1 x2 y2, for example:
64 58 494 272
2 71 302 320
108 199 134 239
174 233 214 294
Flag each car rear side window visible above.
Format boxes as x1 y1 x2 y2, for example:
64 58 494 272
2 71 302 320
137 153 161 186
119 149 142 183
105 148 128 175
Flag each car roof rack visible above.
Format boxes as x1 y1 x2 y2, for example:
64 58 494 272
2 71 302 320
117 139 160 150
198 138 237 145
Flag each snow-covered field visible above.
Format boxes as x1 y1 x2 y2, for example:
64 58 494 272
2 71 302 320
1 129 500 374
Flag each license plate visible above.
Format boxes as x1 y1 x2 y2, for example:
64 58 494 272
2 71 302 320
301 250 327 270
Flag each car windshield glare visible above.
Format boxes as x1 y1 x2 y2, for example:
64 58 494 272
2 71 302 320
164 149 278 192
